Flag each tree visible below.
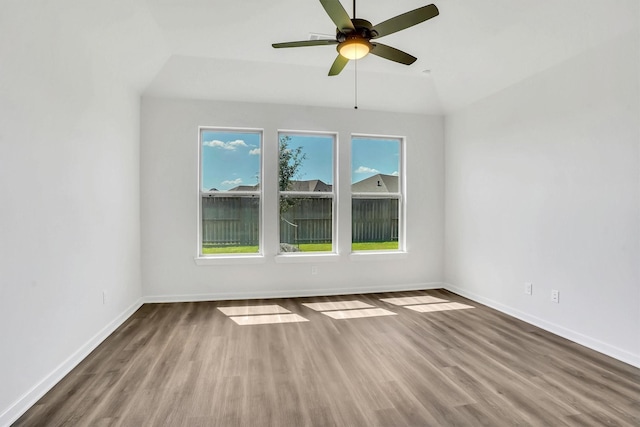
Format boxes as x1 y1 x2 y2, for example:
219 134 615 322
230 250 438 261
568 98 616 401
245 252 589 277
279 135 306 213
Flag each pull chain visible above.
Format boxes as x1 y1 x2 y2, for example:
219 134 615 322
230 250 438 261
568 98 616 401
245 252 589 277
353 0 358 109
354 59 358 109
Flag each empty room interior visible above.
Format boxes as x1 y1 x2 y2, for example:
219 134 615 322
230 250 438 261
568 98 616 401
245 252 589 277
1 0 639 426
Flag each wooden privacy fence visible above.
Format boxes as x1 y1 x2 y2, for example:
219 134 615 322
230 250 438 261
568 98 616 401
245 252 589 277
202 196 398 246
201 196 259 246
280 198 333 244
352 198 399 243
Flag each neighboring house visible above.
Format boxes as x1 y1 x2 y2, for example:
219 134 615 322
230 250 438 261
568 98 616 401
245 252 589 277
287 179 332 192
224 185 260 192
351 174 398 192
224 180 332 192
220 176 397 193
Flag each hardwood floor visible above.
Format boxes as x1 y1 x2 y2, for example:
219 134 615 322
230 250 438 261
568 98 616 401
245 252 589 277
14 290 640 426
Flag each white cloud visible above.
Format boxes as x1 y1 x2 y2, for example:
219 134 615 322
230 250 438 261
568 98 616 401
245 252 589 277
249 148 260 155
203 139 248 150
203 140 225 148
222 178 242 186
228 140 248 148
391 171 399 176
355 166 380 174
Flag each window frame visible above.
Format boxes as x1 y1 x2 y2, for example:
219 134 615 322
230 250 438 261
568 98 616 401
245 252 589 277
196 126 264 263
276 130 338 256
350 133 406 255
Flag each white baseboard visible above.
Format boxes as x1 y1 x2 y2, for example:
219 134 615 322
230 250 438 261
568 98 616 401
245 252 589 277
0 299 144 427
143 282 444 303
443 282 640 369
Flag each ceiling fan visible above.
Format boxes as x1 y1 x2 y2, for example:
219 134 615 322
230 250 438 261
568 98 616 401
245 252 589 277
272 0 439 76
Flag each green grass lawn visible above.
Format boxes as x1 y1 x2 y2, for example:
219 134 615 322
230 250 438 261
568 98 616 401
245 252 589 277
202 241 398 254
202 245 258 254
352 241 399 251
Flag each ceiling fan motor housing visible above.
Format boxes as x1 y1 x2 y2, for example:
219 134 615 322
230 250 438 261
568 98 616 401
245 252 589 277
336 18 378 41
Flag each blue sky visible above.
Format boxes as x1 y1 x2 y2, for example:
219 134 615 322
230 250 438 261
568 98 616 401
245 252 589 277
201 130 261 191
201 131 400 191
351 137 400 182
282 133 333 184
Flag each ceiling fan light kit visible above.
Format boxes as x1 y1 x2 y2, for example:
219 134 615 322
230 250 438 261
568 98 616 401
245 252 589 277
338 37 371 60
272 0 439 76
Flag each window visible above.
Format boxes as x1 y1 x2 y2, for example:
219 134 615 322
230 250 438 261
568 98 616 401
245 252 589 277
278 132 335 253
197 128 403 260
351 136 403 251
199 128 262 255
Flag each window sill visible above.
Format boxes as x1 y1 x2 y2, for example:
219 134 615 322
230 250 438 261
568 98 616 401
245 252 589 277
349 251 408 262
274 253 340 264
194 255 266 266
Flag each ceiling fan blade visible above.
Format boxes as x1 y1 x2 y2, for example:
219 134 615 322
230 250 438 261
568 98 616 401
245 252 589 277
272 39 338 48
370 43 417 65
319 0 355 32
328 54 349 76
372 4 439 39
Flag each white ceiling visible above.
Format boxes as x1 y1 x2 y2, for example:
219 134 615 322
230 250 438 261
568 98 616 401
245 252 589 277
141 0 638 114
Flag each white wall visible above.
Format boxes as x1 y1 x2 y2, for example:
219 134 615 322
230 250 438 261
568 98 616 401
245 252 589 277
140 98 445 300
2 2 636 424
444 29 640 366
0 2 167 425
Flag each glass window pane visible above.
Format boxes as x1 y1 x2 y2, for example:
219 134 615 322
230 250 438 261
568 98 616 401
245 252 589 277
352 137 402 252
201 195 259 254
200 129 261 255
351 138 400 193
280 197 333 253
279 133 334 253
279 134 333 193
351 198 399 251
201 130 261 192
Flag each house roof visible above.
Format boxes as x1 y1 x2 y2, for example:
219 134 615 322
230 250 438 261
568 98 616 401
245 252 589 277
287 179 332 192
224 185 259 192
221 175 398 193
224 180 333 192
351 174 398 193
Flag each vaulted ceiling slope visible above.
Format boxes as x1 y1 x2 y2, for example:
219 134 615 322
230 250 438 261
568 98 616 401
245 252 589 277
141 0 638 114
1 1 168 100
4 1 637 115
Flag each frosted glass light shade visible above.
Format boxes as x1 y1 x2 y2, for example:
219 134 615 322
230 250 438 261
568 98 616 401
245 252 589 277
338 38 371 60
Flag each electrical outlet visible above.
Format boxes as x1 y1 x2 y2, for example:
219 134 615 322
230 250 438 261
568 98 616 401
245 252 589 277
524 282 532 295
311 266 318 275
551 289 559 303
102 290 107 305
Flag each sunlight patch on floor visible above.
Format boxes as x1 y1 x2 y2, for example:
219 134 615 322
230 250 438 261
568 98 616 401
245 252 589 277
217 305 292 316
302 301 373 311
228 313 309 325
321 308 397 320
380 295 448 306
217 304 309 325
405 302 475 313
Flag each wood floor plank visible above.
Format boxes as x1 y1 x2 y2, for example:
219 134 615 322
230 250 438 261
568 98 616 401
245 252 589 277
13 290 640 426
